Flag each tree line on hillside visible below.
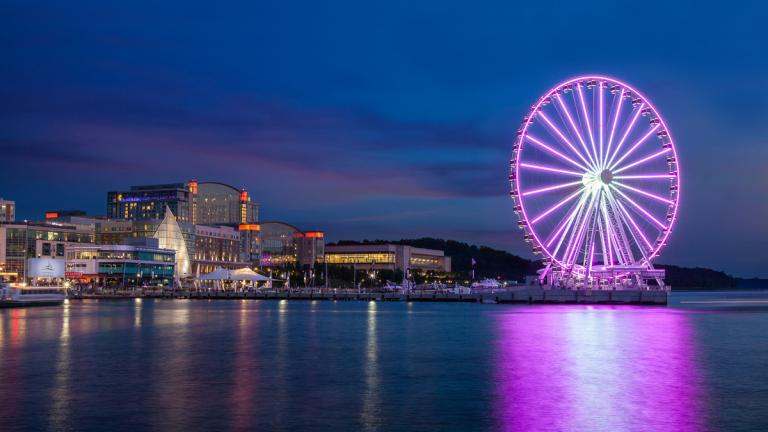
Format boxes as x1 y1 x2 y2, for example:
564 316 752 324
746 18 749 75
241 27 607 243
328 238 767 289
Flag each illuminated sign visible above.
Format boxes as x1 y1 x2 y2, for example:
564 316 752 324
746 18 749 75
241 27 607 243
121 196 172 203
45 212 59 219
238 224 260 231
27 258 65 278
240 191 249 202
304 232 324 238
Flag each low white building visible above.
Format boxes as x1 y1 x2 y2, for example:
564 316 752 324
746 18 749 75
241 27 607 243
325 244 451 273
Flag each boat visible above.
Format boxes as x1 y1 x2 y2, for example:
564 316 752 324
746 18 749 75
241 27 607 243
471 278 503 293
0 282 66 308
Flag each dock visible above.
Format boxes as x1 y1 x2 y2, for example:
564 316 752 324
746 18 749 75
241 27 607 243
70 286 668 305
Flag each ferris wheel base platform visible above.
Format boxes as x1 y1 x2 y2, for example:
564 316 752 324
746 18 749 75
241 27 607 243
490 286 667 305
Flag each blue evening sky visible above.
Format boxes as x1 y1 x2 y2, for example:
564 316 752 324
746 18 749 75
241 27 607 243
1 1 766 276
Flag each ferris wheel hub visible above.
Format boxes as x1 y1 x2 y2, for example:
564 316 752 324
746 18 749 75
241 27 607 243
599 169 613 185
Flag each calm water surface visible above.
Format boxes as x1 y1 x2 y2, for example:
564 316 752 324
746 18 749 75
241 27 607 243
1 292 768 431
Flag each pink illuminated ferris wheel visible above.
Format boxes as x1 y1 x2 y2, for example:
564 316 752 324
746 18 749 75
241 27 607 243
510 76 680 284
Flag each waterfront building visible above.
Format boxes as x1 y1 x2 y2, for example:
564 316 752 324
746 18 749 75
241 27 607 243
0 221 95 281
259 222 324 268
193 224 248 275
325 244 451 273
0 198 15 222
107 180 258 225
65 240 175 288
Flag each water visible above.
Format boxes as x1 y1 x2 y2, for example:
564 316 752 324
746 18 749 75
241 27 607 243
1 292 767 432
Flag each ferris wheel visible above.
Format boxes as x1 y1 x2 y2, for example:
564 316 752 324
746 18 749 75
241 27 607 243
510 76 680 284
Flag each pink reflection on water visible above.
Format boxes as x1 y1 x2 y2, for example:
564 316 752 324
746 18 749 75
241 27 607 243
494 306 708 432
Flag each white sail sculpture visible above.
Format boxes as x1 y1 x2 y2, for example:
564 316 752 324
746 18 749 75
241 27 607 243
154 206 192 279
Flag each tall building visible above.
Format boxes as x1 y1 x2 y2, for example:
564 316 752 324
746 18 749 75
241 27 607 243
107 181 258 225
195 182 258 225
0 198 15 222
107 183 195 223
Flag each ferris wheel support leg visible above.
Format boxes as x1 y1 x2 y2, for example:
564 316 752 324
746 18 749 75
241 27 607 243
539 262 552 284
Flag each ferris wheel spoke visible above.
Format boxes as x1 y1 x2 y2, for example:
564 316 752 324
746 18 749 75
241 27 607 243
547 190 590 251
597 217 608 266
598 195 615 265
608 124 661 171
554 195 588 264
610 185 667 230
604 189 641 263
604 88 625 168
584 214 599 274
555 93 596 169
598 82 605 168
526 134 590 172
606 102 644 168
519 163 583 177
563 191 598 267
522 181 582 197
614 174 676 180
537 111 594 169
613 196 654 253
530 187 585 224
576 83 599 165
612 148 671 174
613 182 674 205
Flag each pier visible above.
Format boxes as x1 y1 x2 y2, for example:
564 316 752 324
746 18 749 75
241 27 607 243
70 286 668 305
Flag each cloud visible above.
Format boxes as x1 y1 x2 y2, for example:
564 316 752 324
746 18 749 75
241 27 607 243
0 90 510 203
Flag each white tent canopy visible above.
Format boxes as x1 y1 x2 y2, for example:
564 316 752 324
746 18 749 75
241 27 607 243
231 268 273 282
197 266 232 281
196 266 279 283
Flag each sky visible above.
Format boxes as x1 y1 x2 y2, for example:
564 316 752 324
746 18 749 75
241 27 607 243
1 1 767 277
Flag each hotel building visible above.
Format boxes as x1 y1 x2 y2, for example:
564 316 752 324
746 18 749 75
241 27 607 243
107 181 258 225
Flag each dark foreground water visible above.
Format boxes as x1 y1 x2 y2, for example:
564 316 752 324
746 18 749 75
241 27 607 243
2 292 768 432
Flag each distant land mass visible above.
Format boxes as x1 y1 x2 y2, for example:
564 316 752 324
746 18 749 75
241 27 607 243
330 238 768 290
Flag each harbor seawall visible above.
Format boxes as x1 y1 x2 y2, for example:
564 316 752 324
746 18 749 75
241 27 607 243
71 287 668 305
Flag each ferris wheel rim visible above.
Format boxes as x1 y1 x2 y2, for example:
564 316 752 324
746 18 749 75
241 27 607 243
511 75 681 272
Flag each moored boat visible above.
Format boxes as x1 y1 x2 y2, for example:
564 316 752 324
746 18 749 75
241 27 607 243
0 282 66 307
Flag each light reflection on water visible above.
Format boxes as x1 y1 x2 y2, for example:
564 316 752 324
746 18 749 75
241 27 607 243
361 301 381 431
47 301 71 430
494 306 707 431
1 294 767 431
